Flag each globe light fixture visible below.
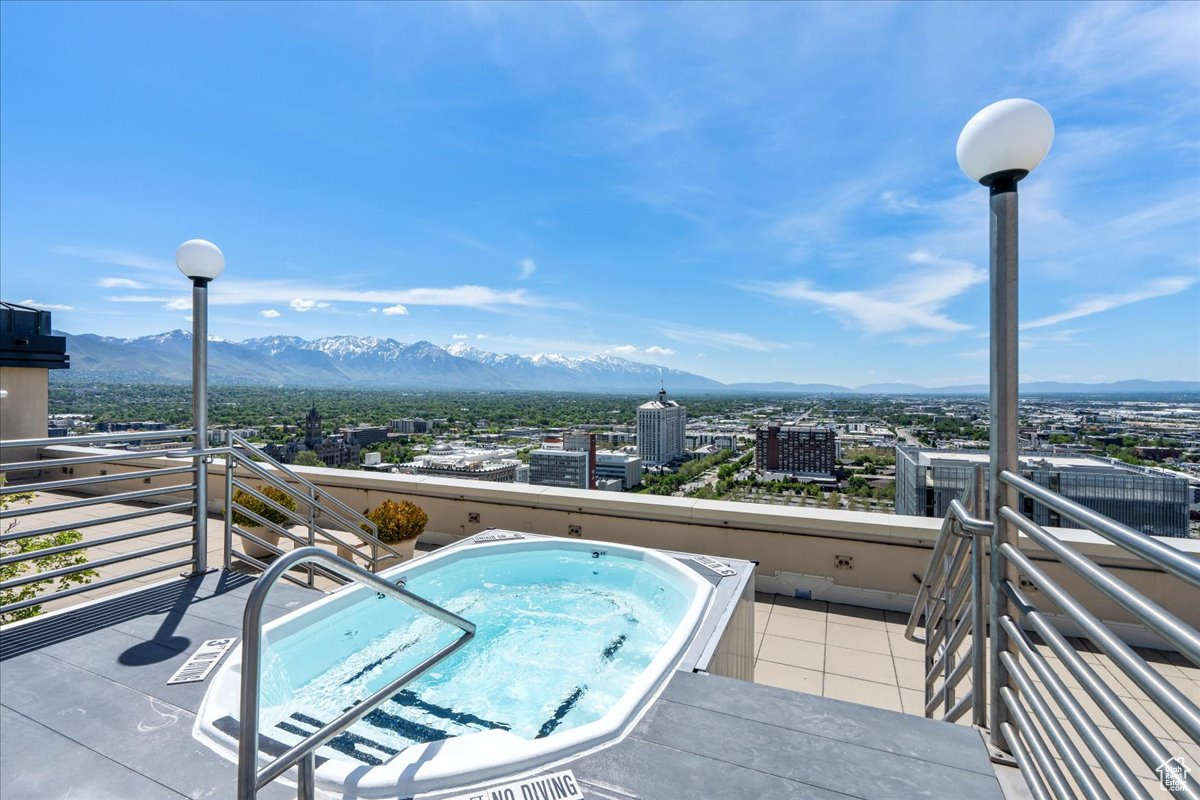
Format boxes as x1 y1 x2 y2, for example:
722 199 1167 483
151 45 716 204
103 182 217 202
958 99 1054 757
957 98 1054 186
176 238 225 283
177 238 224 573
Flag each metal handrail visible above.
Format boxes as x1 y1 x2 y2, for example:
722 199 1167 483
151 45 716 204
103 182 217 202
237 547 475 800
907 459 1200 800
221 433 404 577
227 433 380 540
905 464 989 726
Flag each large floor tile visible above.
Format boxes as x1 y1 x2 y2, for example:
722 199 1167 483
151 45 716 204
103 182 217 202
757 633 824 671
824 673 903 712
825 644 897 685
826 621 891 654
764 612 826 643
827 602 886 630
754 660 823 694
770 595 828 620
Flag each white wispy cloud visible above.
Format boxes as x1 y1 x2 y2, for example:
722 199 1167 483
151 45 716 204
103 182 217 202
258 309 281 318
20 299 73 311
1046 2 1200 91
381 304 409 316
451 333 470 340
106 282 546 312
476 333 488 339
290 298 331 313
1022 276 1199 330
517 258 536 280
97 277 148 289
164 298 190 311
644 345 675 356
53 245 169 271
660 324 789 352
607 344 638 355
745 251 986 335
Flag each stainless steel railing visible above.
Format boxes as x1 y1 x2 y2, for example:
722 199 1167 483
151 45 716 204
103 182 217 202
904 464 989 726
1 430 413 620
1 429 201 620
907 465 1200 800
222 431 405 586
236 547 475 800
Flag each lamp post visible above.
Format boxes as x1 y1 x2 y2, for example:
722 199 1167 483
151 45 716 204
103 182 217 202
957 99 1054 753
176 239 225 574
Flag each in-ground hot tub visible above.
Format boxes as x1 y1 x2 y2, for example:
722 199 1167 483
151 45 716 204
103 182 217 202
195 534 719 798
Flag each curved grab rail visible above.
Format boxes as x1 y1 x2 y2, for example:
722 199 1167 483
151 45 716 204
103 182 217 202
237 547 475 800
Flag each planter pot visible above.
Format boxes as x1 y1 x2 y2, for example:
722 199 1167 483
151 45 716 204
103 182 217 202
238 525 282 560
374 538 417 571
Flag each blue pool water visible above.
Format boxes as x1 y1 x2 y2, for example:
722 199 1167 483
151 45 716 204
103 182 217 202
257 545 695 763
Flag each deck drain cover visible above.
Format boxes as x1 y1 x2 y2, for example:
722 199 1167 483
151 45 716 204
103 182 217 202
167 638 237 685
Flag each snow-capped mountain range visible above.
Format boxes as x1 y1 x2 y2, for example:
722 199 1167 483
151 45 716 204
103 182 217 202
52 330 1200 394
55 331 723 391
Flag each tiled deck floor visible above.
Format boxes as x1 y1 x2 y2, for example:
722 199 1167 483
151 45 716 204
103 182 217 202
752 591 1200 797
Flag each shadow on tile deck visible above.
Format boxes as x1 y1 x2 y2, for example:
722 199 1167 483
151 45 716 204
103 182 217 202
0 571 1004 800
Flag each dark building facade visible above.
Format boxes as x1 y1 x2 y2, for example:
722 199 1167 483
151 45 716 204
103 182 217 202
755 424 837 476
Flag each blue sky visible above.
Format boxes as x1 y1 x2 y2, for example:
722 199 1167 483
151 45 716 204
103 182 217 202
2 1 1197 387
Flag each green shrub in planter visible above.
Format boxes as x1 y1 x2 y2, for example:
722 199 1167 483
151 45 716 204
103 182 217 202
232 486 297 528
363 499 428 544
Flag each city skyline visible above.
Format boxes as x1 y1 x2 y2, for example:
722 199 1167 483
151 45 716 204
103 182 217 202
2 2 1198 386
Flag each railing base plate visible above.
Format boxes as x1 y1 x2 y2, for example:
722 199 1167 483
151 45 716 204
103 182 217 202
979 730 1018 767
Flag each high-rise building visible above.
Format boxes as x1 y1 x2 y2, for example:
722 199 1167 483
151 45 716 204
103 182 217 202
637 388 686 466
894 446 1191 538
529 447 591 489
755 424 837 476
562 431 597 490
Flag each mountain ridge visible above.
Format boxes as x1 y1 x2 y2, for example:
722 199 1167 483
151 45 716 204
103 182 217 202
52 330 1200 394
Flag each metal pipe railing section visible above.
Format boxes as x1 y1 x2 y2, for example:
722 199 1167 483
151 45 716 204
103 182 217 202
1000 614 1152 800
0 557 195 616
1000 470 1200 589
227 433 380 537
0 520 193 567
999 685 1080 800
225 452 400 564
1002 579 1200 799
999 542 1200 745
237 548 475 800
1 448 196 477
5 464 196 496
0 429 195 450
998 506 1200 666
1001 721 1052 800
0 483 197 521
1001 654 1103 800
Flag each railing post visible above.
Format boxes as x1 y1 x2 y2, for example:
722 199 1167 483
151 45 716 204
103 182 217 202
307 486 317 588
191 277 210 575
296 753 315 800
224 430 234 571
943 537 955 715
988 177 1020 753
970 463 988 729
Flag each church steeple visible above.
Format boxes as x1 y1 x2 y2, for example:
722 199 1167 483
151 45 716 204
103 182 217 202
304 401 321 448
